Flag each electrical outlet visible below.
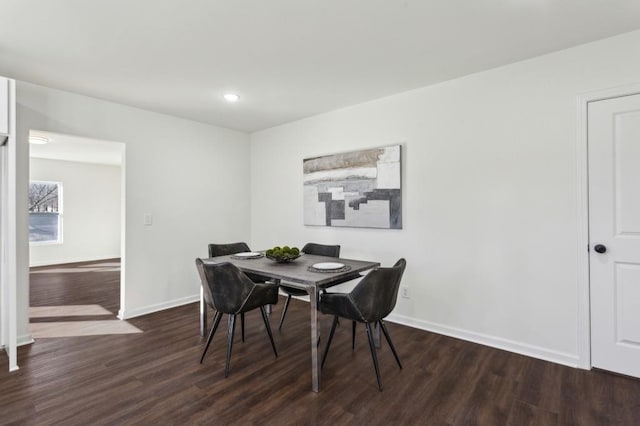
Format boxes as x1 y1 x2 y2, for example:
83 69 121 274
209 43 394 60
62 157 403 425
401 287 409 299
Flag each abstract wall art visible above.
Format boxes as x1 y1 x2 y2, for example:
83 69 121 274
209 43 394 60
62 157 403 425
303 145 402 229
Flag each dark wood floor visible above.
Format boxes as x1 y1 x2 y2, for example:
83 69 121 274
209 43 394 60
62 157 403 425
29 260 121 311
28 259 121 323
1 260 639 424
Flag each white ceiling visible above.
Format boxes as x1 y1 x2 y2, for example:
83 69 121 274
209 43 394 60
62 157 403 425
30 131 123 166
2 0 640 133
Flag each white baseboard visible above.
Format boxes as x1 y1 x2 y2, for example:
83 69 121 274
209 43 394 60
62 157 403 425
30 255 121 267
0 346 20 371
285 295 579 367
17 334 34 346
0 336 32 372
118 291 579 368
386 313 580 368
118 294 199 320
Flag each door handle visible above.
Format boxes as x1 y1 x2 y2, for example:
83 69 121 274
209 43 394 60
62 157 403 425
594 244 607 254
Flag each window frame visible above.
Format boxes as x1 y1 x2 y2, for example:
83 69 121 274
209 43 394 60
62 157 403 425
28 180 64 246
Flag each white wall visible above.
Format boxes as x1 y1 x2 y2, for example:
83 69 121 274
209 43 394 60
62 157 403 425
1 76 18 370
16 82 251 344
29 158 121 266
250 30 640 367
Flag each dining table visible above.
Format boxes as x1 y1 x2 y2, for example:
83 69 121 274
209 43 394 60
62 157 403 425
200 252 380 392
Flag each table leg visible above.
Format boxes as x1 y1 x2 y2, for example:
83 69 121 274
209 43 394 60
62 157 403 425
309 286 321 392
200 286 207 337
266 279 280 316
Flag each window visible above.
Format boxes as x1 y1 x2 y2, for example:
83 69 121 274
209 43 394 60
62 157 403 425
29 181 63 244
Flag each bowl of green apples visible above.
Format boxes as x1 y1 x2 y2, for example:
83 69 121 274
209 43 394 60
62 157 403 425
265 246 301 263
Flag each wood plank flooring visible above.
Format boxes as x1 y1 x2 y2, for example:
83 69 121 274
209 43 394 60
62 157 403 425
0 260 639 424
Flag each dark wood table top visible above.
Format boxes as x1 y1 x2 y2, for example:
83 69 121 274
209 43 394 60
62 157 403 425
204 253 380 290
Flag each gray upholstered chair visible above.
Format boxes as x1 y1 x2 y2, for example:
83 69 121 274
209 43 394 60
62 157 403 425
208 242 269 341
278 243 343 330
208 242 251 258
196 259 278 377
319 258 407 391
208 242 269 283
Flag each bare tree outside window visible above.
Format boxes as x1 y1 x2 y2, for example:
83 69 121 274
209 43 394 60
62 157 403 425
29 181 63 243
29 182 59 212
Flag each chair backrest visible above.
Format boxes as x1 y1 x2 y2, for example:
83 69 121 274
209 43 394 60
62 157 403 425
302 242 341 258
350 258 406 322
195 259 255 314
195 258 215 308
208 242 251 258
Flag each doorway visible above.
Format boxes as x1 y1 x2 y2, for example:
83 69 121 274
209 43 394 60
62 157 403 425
584 90 640 378
27 131 127 336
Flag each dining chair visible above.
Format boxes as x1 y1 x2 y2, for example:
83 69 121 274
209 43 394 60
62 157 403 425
319 258 407 391
208 242 269 282
208 242 269 342
278 242 343 330
195 258 279 377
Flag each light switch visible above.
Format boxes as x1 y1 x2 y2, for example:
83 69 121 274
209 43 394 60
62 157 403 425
143 213 152 226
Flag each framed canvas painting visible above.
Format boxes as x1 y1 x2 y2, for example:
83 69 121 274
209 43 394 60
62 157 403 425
303 145 402 229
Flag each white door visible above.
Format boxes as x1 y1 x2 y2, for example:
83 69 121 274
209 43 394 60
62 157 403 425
589 93 640 378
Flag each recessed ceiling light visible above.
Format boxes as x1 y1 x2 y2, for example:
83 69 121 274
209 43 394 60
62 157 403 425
29 136 49 145
224 93 240 102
